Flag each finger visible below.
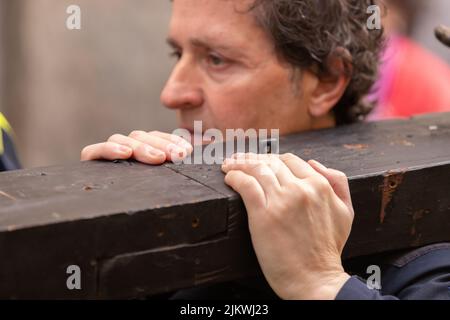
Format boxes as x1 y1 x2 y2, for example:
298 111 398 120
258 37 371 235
108 134 167 165
129 130 190 162
81 142 132 161
279 153 319 179
231 153 295 186
148 131 193 153
222 158 281 197
224 170 266 213
308 160 353 211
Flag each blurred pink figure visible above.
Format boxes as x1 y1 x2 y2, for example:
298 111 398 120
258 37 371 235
368 33 450 121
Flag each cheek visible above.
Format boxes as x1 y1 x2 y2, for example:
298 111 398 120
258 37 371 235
205 84 265 130
203 64 307 131
245 68 312 132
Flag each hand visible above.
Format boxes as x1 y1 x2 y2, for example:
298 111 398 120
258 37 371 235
435 25 450 47
222 153 354 300
81 130 193 165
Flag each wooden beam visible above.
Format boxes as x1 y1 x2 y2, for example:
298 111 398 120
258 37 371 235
0 112 449 299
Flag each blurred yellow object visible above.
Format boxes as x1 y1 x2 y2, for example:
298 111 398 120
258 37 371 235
0 112 14 156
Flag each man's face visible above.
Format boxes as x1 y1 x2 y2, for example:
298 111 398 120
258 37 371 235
160 0 321 136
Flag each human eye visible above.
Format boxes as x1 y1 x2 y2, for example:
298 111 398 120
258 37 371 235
206 52 230 69
169 49 182 61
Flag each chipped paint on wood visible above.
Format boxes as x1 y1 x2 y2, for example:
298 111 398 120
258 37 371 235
0 190 16 201
344 144 369 151
389 140 415 147
379 170 405 224
410 209 431 246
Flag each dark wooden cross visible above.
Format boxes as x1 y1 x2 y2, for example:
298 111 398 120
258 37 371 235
1 112 449 299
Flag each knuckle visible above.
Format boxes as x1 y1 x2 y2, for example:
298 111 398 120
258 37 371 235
283 180 307 201
269 157 283 171
302 184 318 203
107 134 122 142
334 170 348 181
348 209 355 220
280 153 298 163
314 176 332 194
80 146 90 159
129 140 147 153
134 142 147 153
128 130 145 139
281 152 295 159
284 179 301 192
262 153 277 162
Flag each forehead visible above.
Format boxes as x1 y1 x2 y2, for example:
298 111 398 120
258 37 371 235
169 0 270 50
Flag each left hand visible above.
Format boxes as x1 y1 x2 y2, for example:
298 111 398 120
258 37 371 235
222 153 354 300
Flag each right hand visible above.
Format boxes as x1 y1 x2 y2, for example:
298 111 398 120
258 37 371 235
81 130 193 165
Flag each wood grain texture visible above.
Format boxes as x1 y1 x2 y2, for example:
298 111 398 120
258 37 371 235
0 112 449 299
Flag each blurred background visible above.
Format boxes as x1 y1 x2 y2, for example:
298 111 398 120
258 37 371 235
0 0 175 168
0 0 449 168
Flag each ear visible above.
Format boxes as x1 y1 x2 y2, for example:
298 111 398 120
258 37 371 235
307 51 352 118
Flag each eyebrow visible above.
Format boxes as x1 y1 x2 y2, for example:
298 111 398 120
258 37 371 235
166 36 245 58
166 37 180 50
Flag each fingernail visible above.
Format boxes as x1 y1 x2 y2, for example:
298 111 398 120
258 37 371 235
118 145 131 154
146 145 164 157
167 143 186 158
175 138 192 150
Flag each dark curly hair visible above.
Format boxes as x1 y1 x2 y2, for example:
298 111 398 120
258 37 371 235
249 0 385 124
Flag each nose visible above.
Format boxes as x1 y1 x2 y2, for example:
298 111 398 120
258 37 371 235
160 58 204 110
